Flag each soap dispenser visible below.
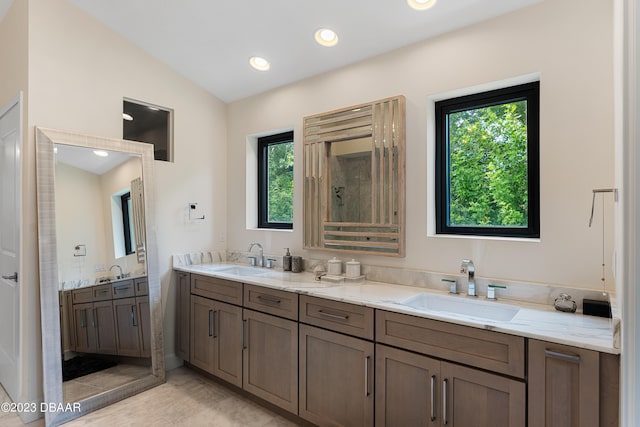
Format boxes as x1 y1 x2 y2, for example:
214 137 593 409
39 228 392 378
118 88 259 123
282 248 292 271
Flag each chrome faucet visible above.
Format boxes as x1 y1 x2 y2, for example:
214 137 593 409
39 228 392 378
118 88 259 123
109 264 123 278
460 259 476 297
248 243 264 267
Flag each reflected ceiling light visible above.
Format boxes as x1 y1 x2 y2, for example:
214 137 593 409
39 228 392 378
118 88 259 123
122 113 134 121
53 146 58 154
148 106 160 111
249 56 270 71
314 28 339 47
407 0 437 10
93 150 109 157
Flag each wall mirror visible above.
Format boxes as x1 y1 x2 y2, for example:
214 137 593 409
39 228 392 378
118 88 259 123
303 95 406 256
36 128 164 426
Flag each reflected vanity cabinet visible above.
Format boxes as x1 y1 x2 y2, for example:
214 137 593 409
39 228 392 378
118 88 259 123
112 278 151 358
175 271 191 361
70 278 149 358
71 284 117 355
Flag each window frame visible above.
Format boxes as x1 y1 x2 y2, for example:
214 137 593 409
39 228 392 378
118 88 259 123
257 131 294 230
434 81 540 239
120 192 135 255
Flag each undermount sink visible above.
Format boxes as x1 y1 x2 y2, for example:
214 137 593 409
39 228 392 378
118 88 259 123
211 266 269 277
400 293 520 322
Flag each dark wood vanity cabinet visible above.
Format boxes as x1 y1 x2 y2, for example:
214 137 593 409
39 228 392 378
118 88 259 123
175 271 620 427
175 271 191 361
243 309 298 414
298 296 375 427
528 339 620 427
190 294 243 387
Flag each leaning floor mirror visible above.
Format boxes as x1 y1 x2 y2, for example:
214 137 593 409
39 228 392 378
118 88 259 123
36 127 165 426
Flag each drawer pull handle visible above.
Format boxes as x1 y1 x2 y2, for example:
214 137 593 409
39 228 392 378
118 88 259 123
94 308 98 328
364 356 370 397
131 306 138 327
430 375 436 421
208 310 213 337
443 378 448 426
242 319 247 350
545 349 581 363
318 310 349 321
257 295 281 305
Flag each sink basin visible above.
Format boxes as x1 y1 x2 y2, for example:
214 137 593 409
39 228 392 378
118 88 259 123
400 294 519 322
210 266 269 277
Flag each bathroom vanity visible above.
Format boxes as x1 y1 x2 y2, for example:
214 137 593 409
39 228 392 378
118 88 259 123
60 276 151 359
173 264 619 427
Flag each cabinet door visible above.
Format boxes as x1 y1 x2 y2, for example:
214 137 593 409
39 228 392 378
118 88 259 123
137 296 151 358
114 297 141 357
190 295 217 374
375 344 440 427
528 339 600 427
94 300 117 354
175 272 190 361
73 303 96 353
441 362 525 427
243 309 298 414
212 300 243 387
299 324 374 427
61 291 75 358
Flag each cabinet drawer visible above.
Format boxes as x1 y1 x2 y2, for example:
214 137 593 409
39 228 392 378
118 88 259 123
112 280 135 299
72 287 94 304
299 295 374 340
376 310 525 378
92 284 113 302
135 277 149 296
191 274 242 305
244 285 298 320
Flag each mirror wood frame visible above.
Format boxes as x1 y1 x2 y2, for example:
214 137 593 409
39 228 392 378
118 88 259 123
303 95 406 257
36 127 165 427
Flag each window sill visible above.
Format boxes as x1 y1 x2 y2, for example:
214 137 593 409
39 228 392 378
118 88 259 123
246 227 294 233
428 232 540 243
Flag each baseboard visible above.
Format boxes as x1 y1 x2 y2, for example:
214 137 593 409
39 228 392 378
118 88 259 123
164 352 184 371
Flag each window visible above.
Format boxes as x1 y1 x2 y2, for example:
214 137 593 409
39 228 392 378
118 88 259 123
120 192 135 255
123 99 173 162
435 82 540 238
258 131 294 229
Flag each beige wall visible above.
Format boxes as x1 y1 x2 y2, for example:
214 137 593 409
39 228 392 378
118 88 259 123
226 0 615 290
27 0 227 370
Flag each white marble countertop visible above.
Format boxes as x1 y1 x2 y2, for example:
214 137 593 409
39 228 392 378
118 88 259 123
60 273 147 291
175 263 620 354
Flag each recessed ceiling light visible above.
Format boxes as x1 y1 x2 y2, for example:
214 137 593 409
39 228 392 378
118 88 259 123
249 56 270 71
314 28 339 47
407 0 437 11
122 113 134 121
93 150 109 157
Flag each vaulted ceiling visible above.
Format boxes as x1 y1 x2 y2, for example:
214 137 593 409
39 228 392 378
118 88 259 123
1 0 541 103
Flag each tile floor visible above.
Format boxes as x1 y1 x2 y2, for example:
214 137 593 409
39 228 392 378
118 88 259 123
1 367 299 426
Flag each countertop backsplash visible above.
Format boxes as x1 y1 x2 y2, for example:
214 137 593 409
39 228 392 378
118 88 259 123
176 250 614 312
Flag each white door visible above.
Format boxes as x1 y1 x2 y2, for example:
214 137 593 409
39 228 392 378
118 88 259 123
0 94 21 401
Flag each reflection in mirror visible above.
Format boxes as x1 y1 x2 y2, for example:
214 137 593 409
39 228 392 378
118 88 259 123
304 95 406 256
54 145 150 403
36 128 164 427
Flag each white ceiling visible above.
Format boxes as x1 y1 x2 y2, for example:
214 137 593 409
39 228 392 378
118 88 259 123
55 144 138 175
1 0 541 103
